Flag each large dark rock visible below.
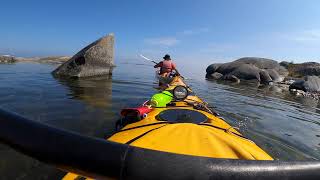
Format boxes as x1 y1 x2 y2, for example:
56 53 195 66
205 57 282 84
52 34 115 78
289 76 320 92
265 69 283 82
0 55 16 63
259 70 273 84
228 64 261 81
206 63 221 75
234 57 280 70
215 62 240 75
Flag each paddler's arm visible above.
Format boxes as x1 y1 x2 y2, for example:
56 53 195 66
154 62 162 68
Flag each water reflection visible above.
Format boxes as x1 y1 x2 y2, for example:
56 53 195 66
51 75 117 140
55 76 113 109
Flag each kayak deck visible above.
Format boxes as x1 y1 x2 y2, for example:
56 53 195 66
109 101 272 160
63 76 272 180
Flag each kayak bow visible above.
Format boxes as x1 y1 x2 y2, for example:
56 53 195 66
106 76 273 160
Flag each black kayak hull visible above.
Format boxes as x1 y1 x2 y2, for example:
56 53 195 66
0 109 320 180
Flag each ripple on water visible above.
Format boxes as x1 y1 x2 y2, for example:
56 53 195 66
200 79 320 160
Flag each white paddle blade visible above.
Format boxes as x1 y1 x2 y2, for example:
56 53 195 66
139 54 152 61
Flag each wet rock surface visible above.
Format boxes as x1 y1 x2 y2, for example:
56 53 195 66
221 74 240 83
206 72 223 80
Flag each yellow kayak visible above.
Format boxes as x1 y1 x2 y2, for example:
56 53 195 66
63 76 272 180
0 75 319 179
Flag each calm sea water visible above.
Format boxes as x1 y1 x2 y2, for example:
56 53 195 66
0 62 320 179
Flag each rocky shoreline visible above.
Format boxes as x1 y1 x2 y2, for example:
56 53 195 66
206 57 320 99
275 80 320 100
2 53 320 99
0 55 70 64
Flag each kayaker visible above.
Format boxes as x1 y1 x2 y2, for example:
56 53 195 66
154 54 180 77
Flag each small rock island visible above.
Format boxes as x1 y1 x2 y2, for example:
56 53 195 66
206 58 320 98
52 33 115 78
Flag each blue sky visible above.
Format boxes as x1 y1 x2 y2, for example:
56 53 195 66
1 0 320 67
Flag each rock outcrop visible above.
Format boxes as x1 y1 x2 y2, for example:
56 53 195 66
206 63 222 75
266 69 284 82
221 74 240 83
289 76 320 92
206 57 283 84
279 61 291 69
206 57 320 98
52 34 115 78
0 55 16 63
287 62 320 78
234 57 280 70
206 72 223 80
278 66 289 77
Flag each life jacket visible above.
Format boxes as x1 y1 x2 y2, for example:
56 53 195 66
160 60 174 74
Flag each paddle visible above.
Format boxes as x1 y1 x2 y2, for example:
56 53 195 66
139 54 158 64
